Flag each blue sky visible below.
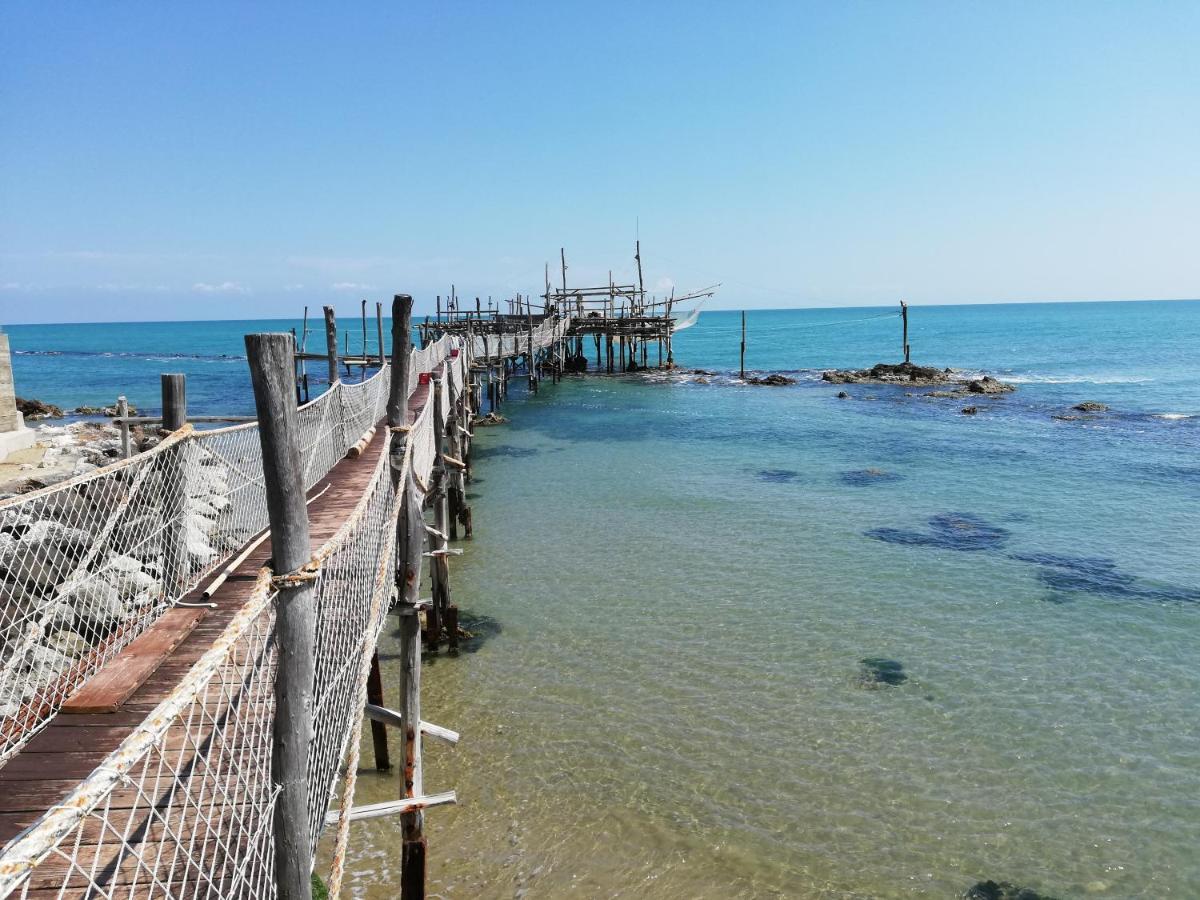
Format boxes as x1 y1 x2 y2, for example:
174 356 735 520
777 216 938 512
2 2 1197 323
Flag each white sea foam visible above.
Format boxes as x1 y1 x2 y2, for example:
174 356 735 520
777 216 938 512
1003 373 1155 385
1153 413 1194 420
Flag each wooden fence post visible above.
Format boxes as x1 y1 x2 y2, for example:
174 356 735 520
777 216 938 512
323 306 339 387
160 374 188 596
117 396 131 458
244 333 316 900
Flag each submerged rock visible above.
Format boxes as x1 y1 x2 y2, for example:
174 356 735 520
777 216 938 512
858 657 907 687
757 469 800 483
473 412 509 427
1072 401 1108 412
961 406 979 415
1010 551 1199 603
867 513 1010 552
840 468 902 486
836 391 849 399
964 880 1059 900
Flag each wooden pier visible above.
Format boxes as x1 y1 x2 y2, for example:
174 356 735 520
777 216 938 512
0 252 714 899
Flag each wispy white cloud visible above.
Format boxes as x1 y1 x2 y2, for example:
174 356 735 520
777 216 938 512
282 283 307 292
96 283 170 293
330 282 377 292
192 281 250 294
0 282 33 292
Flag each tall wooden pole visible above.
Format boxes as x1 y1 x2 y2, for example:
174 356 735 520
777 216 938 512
160 373 188 596
740 311 746 380
244 333 315 900
376 301 386 367
323 306 339 386
387 296 413 434
428 374 451 650
384 295 427 898
901 300 910 364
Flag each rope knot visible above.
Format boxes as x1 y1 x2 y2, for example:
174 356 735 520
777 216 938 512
271 560 321 589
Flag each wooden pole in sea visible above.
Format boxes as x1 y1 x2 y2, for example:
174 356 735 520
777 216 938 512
385 295 429 899
376 301 386 368
244 333 315 900
160 373 188 597
323 306 339 387
901 300 910 364
429 373 452 650
740 311 746 380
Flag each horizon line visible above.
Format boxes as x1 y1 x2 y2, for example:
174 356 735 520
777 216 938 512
3 295 1198 329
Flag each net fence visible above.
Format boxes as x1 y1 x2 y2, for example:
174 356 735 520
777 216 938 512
0 344 467 898
468 315 572 362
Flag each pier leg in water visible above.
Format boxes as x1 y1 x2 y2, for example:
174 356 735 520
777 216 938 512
366 651 390 771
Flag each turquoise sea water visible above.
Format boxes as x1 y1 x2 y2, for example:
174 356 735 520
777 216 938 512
6 301 1200 897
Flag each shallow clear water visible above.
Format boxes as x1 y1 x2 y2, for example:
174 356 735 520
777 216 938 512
7 301 1200 897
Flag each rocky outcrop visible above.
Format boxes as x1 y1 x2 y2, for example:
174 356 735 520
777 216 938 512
966 376 1015 394
823 363 1016 395
15 398 63 420
745 374 796 386
1072 401 1107 412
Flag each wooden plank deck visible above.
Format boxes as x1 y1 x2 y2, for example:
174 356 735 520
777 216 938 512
0 362 446 897
0 415 395 895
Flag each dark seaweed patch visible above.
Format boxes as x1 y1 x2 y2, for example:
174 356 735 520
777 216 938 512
866 513 1010 552
757 469 800 483
964 880 1059 900
1011 552 1198 604
840 468 903 486
858 657 907 687
473 445 539 459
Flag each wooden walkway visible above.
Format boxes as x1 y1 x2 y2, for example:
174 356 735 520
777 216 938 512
0 412 396 895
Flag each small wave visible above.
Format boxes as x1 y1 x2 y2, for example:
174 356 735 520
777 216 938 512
1004 373 1155 385
1153 413 1194 420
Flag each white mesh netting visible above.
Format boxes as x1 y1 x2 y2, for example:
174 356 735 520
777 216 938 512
0 337 462 899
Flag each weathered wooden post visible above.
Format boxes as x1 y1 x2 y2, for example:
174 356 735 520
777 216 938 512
117 396 131 458
323 306 339 387
161 373 186 431
740 311 746 380
376 301 386 368
385 297 427 898
361 298 369 378
160 373 188 596
244 333 315 900
429 373 452 651
900 300 910 363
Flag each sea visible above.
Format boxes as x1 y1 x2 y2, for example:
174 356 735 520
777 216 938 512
5 300 1199 898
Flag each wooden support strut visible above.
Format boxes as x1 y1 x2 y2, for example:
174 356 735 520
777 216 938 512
386 294 429 900
244 333 316 900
